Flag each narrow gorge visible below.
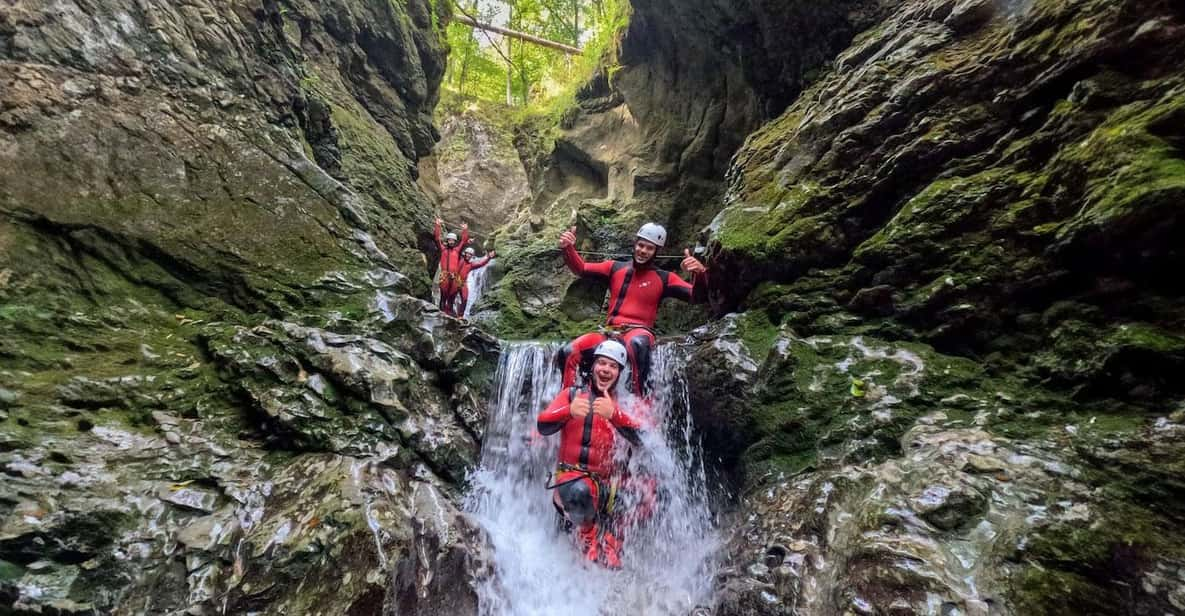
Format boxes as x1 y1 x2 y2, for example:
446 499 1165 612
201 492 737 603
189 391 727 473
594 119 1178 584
2 0 1183 615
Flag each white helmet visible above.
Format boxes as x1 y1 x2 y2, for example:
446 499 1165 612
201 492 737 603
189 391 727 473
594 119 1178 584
445 232 458 242
592 340 628 368
463 247 475 257
636 222 667 247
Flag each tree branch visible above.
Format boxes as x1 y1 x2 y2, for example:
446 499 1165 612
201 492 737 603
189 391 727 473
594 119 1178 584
452 11 582 55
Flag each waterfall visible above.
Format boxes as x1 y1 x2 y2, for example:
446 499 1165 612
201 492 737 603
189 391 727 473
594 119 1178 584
464 259 494 318
464 342 720 616
426 259 494 318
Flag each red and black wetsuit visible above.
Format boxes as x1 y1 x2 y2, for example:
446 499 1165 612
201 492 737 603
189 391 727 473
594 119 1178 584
538 386 642 538
434 221 469 316
537 386 643 566
537 387 642 477
456 254 492 316
558 243 708 393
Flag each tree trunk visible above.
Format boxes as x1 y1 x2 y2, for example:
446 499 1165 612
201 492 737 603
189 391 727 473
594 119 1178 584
451 13 582 54
573 0 580 46
505 55 513 105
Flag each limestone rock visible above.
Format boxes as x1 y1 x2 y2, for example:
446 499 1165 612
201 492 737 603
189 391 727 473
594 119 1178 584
714 425 1185 615
424 107 531 237
708 0 1185 401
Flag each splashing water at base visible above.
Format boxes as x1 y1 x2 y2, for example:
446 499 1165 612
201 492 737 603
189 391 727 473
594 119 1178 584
464 342 720 615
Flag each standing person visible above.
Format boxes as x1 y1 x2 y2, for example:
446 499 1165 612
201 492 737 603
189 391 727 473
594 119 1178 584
433 218 468 316
556 223 708 395
456 246 496 317
537 340 642 569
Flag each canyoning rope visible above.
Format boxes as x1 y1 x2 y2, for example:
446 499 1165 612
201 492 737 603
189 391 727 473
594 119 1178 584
434 215 708 260
573 249 706 260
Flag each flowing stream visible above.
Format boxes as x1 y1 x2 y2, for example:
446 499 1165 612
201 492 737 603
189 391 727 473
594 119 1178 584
464 342 720 615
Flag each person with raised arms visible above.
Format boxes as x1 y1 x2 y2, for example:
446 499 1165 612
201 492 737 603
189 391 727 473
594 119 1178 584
556 222 708 395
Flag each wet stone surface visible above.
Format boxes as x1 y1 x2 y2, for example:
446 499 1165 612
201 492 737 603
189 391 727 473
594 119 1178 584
713 419 1185 615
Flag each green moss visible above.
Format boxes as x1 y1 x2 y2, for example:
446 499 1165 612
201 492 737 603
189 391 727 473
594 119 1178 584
0 559 23 582
1010 568 1121 616
1108 322 1185 354
1011 490 1185 615
716 181 832 261
0 220 248 450
739 111 804 172
1052 95 1185 244
855 168 1019 267
733 310 780 360
745 449 818 480
480 233 600 339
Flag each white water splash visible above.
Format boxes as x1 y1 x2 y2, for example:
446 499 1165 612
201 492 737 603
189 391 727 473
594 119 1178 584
464 342 720 616
463 258 495 318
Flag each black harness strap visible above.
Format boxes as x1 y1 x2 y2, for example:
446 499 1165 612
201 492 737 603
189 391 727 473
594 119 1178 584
579 387 595 468
606 265 635 322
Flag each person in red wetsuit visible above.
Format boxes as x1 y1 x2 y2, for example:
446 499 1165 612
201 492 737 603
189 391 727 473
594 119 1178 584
538 340 642 568
557 222 708 395
434 218 468 316
456 246 495 317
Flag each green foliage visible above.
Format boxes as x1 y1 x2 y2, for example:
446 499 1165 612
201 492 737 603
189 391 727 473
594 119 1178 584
443 0 630 110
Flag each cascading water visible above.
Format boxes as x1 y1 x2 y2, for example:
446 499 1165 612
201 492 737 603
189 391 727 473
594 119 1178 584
463 259 494 318
427 259 494 318
464 342 720 615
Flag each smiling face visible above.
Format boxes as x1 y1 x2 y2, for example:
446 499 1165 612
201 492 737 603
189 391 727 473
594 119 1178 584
591 356 622 394
633 239 658 265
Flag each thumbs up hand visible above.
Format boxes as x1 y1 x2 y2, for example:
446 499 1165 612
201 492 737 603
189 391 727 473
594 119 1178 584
570 396 591 419
559 226 577 248
681 248 706 274
592 396 615 419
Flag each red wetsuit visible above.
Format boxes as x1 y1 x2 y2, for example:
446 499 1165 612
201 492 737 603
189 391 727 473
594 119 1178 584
559 243 708 392
434 222 469 316
537 387 642 476
456 255 492 315
538 386 644 567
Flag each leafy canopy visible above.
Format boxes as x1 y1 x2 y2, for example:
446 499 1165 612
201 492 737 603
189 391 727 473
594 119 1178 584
443 0 630 112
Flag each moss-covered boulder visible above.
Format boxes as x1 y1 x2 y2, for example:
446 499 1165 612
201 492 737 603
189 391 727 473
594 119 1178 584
715 421 1185 615
687 315 995 484
708 0 1185 401
0 1 509 614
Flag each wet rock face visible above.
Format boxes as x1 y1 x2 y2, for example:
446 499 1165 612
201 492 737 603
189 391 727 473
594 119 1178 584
681 310 1185 614
386 506 490 616
0 1 503 613
1 0 447 306
714 422 1185 615
422 108 531 238
708 0 1185 399
683 316 763 469
205 316 494 480
0 285 497 614
685 316 989 482
619 0 891 184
